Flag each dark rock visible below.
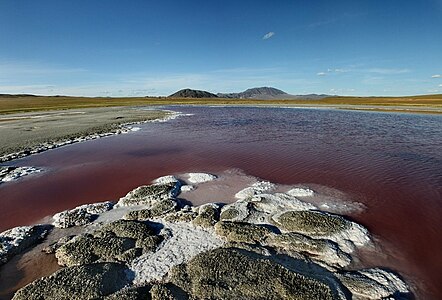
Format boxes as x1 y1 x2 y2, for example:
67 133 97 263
192 204 220 228
56 220 162 266
169 248 337 299
150 284 185 300
164 210 198 223
273 210 350 236
125 199 179 220
42 235 75 254
12 263 131 300
104 285 152 300
215 221 275 244
95 219 157 240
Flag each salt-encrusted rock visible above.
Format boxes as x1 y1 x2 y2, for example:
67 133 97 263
287 187 315 197
9 173 409 299
168 248 342 300
215 221 276 244
338 268 409 299
117 183 179 207
256 193 317 212
268 232 352 268
12 263 131 300
186 172 217 184
53 201 114 228
153 175 180 185
192 203 220 228
56 220 162 266
180 184 195 192
271 210 370 253
0 166 42 184
124 199 179 220
235 181 276 199
220 193 316 224
0 225 52 265
220 201 250 221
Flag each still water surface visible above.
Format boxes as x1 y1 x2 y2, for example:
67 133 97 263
1 106 441 298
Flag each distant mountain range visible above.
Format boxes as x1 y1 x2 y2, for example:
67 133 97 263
168 87 330 100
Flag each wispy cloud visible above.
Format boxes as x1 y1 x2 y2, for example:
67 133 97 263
333 68 349 73
318 66 410 76
0 60 87 76
329 88 355 94
262 32 275 40
367 68 410 75
316 72 326 76
431 74 441 78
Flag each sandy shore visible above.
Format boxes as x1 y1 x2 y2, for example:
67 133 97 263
0 107 169 163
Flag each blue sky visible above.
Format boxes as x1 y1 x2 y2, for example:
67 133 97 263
0 0 441 96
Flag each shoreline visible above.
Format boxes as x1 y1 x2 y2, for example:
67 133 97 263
0 170 412 299
0 107 179 164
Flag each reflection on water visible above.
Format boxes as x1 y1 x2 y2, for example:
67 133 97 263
0 106 441 298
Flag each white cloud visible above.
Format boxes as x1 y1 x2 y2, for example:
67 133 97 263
262 32 275 40
431 74 441 78
439 84 442 87
329 88 355 94
316 72 326 76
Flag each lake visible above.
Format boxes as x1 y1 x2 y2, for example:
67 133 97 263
1 106 441 298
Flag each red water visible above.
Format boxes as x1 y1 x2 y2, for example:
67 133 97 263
0 106 441 299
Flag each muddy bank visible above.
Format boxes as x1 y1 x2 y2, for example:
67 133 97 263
0 107 171 163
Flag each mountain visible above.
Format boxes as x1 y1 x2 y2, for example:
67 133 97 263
217 87 287 99
168 89 218 98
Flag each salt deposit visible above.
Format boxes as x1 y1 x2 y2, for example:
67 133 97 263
0 166 42 184
130 222 223 284
287 187 315 197
52 201 114 228
186 172 217 184
235 180 276 199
